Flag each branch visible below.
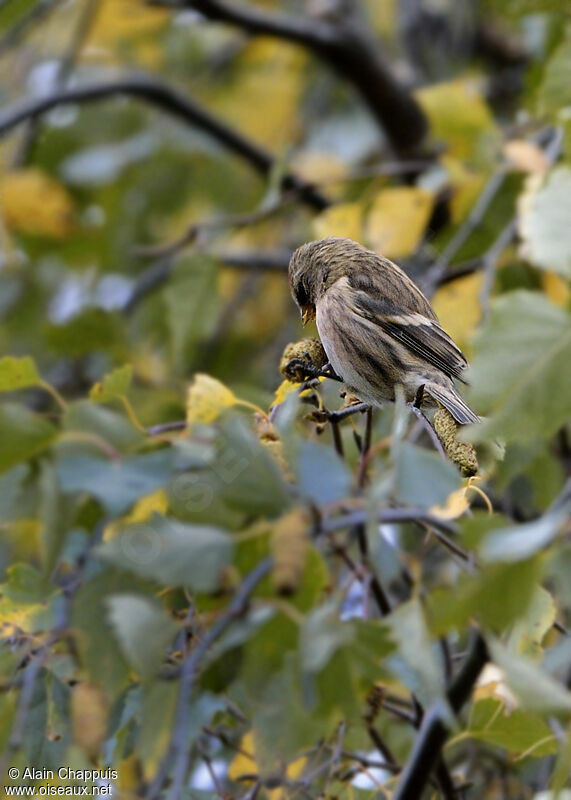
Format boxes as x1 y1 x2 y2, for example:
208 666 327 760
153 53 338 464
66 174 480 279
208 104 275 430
159 0 429 157
124 248 292 314
134 196 296 261
161 0 337 48
422 125 564 295
147 558 272 800
0 0 64 54
0 76 329 211
393 630 488 800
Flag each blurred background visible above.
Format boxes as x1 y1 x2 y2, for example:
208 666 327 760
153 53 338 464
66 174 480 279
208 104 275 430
1 1 570 797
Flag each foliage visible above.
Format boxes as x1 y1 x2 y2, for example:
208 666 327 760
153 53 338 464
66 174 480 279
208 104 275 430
0 1 570 799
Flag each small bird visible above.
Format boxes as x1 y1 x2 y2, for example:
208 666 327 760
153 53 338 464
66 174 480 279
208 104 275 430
288 237 478 424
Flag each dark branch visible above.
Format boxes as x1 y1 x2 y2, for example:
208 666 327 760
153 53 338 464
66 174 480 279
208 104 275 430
124 248 292 314
0 75 329 210
393 630 488 800
158 0 429 157
147 558 272 800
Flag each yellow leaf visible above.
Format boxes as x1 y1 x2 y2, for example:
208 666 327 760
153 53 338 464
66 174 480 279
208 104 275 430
272 380 298 406
186 373 239 426
365 187 433 258
89 0 168 45
268 755 307 800
228 731 307 797
542 270 570 307
292 151 349 184
417 80 499 165
430 487 470 520
212 38 306 147
0 168 75 239
103 489 168 541
272 377 325 407
313 201 364 242
0 597 45 638
72 683 109 760
475 664 518 710
503 140 550 175
228 731 256 782
432 271 483 350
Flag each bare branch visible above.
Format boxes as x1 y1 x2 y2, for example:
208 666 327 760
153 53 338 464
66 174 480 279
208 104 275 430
0 75 330 210
147 558 272 800
155 0 429 157
393 630 488 800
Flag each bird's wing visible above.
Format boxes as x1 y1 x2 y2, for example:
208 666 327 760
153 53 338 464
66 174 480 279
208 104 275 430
352 292 468 381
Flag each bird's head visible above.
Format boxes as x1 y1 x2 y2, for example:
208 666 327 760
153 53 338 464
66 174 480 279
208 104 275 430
288 237 364 325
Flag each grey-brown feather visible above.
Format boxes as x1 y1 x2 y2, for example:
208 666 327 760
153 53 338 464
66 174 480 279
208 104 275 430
288 237 479 424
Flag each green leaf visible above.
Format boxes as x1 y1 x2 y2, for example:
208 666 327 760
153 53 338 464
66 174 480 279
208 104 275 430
479 505 569 562
45 308 125 357
89 364 133 403
55 450 176 515
385 599 447 711
72 568 153 694
0 356 40 392
106 594 179 680
251 654 326 773
519 167 571 278
215 419 291 517
98 514 234 592
467 697 557 757
163 255 220 369
296 441 352 506
63 400 144 452
507 586 556 660
0 403 57 474
489 639 571 716
537 35 571 120
0 563 49 604
427 557 544 635
467 291 571 442
394 441 461 508
300 600 353 673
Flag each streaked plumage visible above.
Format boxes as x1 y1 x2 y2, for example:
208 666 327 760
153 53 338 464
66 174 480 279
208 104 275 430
288 237 478 424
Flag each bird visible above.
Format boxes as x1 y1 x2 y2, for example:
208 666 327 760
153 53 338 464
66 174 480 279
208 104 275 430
287 237 479 425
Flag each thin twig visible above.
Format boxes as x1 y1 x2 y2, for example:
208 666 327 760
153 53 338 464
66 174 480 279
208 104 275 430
0 76 329 210
422 169 508 294
0 520 104 778
327 402 370 423
0 0 64 53
147 558 272 800
134 194 296 261
12 0 100 166
409 404 447 458
124 247 293 314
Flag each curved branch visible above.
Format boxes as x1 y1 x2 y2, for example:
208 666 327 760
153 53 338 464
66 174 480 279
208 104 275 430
0 75 329 210
162 0 429 157
176 0 336 48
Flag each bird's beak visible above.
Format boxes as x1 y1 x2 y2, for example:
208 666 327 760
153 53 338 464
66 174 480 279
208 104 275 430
300 305 315 326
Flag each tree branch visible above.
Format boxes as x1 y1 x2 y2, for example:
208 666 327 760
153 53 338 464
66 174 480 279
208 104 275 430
147 558 272 800
157 0 429 157
0 76 329 210
393 630 488 800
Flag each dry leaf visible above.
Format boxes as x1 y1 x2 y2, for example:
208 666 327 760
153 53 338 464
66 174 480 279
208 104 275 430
365 187 433 258
186 373 239 426
0 168 75 239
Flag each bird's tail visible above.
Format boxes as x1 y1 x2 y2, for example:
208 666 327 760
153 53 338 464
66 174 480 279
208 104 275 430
424 382 479 425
